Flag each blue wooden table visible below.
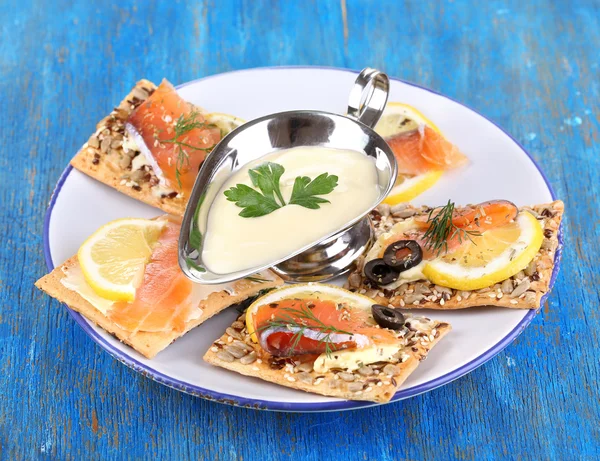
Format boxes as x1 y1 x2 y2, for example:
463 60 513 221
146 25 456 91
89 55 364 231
1 0 598 459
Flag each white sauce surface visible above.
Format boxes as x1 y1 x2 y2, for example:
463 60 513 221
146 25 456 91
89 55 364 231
202 147 381 274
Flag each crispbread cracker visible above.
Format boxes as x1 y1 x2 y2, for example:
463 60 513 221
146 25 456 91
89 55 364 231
70 79 188 216
345 200 564 310
35 256 283 358
204 314 451 403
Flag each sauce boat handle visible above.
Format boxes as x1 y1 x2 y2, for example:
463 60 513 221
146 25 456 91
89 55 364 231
347 68 390 129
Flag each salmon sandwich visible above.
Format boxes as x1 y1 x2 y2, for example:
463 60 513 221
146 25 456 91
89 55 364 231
36 216 282 358
70 79 244 216
345 200 564 310
204 284 451 403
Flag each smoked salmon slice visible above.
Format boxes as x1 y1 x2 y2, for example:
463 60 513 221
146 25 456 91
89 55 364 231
382 200 519 259
387 126 468 175
126 79 221 195
253 298 397 357
109 219 198 335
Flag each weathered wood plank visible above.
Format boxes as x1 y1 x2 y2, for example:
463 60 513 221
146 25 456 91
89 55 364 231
1 0 598 459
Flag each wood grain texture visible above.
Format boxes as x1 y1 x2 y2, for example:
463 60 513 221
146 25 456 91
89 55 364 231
1 0 598 459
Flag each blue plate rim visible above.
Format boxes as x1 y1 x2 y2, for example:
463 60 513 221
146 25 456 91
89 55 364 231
43 65 563 412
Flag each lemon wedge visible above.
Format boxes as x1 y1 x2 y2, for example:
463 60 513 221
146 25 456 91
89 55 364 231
375 102 441 138
383 170 443 205
77 218 167 302
204 112 246 136
422 211 543 291
245 283 374 343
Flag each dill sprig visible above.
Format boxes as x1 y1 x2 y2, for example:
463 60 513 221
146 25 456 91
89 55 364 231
162 110 216 188
422 200 481 256
245 275 270 283
259 305 354 358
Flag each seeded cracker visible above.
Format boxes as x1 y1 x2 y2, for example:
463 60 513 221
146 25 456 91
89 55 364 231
35 256 283 358
345 200 564 310
204 313 451 403
70 79 189 216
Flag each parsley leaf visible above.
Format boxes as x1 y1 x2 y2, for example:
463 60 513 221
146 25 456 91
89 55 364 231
224 162 338 218
247 162 286 206
224 184 281 218
289 173 339 209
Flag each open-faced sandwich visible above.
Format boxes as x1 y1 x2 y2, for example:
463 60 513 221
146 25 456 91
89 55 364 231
35 216 282 358
204 284 451 403
374 103 468 205
71 79 244 216
346 199 564 310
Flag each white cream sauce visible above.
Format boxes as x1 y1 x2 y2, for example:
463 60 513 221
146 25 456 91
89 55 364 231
202 147 381 274
61 265 114 315
313 344 407 373
123 129 178 198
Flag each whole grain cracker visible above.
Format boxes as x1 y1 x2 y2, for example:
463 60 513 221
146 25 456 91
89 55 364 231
345 200 564 310
204 313 451 403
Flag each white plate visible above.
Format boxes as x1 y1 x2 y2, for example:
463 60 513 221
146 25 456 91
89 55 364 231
44 66 561 411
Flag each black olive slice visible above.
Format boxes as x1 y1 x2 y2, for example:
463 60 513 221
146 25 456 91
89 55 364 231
364 258 399 285
371 304 405 330
383 240 423 271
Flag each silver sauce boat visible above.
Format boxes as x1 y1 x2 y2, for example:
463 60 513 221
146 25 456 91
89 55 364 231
179 68 396 284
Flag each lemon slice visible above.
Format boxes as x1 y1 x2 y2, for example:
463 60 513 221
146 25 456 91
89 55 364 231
422 211 543 291
77 218 167 302
245 283 374 343
375 102 441 139
383 170 443 205
205 112 246 136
